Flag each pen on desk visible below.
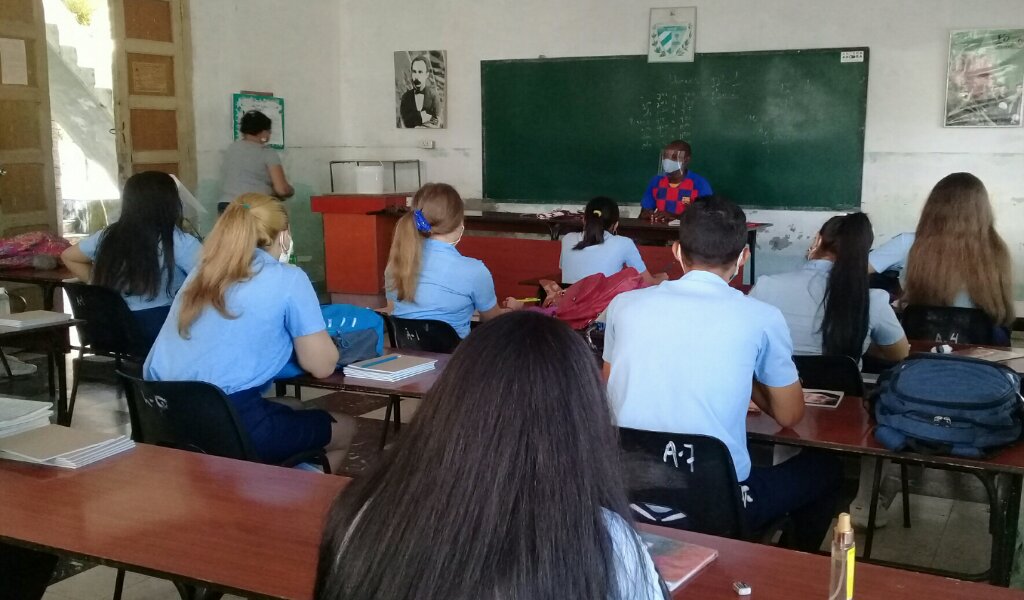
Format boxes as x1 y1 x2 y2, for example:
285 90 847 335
360 355 400 368
513 297 541 303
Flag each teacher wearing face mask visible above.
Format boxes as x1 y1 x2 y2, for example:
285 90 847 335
384 183 521 338
638 139 713 223
218 110 294 213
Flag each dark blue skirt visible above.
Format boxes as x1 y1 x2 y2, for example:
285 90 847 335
226 386 333 463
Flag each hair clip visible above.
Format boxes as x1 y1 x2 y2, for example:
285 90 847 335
413 209 432 233
593 210 602 217
241 203 251 210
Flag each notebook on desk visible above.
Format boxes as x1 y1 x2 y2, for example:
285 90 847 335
0 424 134 468
0 310 71 328
952 347 1024 363
343 354 437 382
0 397 52 438
639 530 718 591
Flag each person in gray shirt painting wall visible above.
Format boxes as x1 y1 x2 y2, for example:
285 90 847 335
218 110 294 213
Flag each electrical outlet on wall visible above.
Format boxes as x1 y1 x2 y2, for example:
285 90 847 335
418 139 435 149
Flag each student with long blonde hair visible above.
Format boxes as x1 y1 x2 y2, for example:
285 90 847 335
145 194 354 471
386 183 516 337
904 173 1015 329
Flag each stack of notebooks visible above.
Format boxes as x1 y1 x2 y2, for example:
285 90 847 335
0 396 52 438
0 423 134 469
0 310 72 328
343 354 437 382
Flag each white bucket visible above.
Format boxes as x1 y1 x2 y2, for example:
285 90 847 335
355 164 385 194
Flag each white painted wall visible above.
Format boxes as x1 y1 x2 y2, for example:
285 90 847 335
191 0 1024 294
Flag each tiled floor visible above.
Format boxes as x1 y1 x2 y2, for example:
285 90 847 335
0 347 1007 598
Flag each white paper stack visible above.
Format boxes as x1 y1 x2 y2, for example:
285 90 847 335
0 424 134 468
343 354 437 382
0 396 52 438
0 310 71 328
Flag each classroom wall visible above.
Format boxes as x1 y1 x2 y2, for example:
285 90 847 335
189 0 346 283
331 0 1024 294
190 0 1024 296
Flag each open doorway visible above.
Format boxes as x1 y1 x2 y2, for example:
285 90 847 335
42 0 119 240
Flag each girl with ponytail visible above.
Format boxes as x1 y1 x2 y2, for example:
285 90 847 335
750 213 909 362
145 194 355 471
386 183 516 338
560 197 666 285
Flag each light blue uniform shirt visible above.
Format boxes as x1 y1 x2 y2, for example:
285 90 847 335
868 232 914 273
560 231 647 284
144 249 325 394
603 270 798 482
388 239 498 338
78 227 202 311
749 260 906 357
603 509 664 599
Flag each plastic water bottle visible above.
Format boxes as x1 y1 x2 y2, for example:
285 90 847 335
0 287 10 316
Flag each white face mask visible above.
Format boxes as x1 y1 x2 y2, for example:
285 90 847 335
727 250 745 282
662 159 684 174
277 230 293 263
449 225 465 247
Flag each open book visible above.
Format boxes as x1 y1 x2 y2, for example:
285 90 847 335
639 530 718 591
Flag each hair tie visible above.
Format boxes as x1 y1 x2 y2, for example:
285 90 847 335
413 209 432 233
593 210 602 217
242 203 251 210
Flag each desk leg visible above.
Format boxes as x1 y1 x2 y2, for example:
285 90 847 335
0 350 12 378
999 474 1023 586
42 283 57 311
862 457 885 560
56 347 68 426
746 230 757 284
379 395 397 450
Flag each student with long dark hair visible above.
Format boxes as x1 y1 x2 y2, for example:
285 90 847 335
386 183 518 337
61 171 202 349
560 197 666 285
751 213 909 362
315 312 666 600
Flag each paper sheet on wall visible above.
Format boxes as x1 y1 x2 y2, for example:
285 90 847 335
0 37 29 86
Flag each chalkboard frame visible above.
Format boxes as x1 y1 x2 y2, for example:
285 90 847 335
481 47 869 211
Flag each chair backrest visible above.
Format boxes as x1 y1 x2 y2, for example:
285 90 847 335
793 354 865 397
118 372 258 461
386 316 461 353
63 282 150 358
619 428 747 539
901 304 996 346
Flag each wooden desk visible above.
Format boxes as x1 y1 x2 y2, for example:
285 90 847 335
1 445 1017 600
908 340 1024 374
0 318 82 425
0 267 75 311
748 396 1024 585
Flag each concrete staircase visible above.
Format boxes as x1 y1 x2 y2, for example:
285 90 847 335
42 0 114 116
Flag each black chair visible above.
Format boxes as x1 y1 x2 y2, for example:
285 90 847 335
619 428 789 543
792 354 865 397
63 283 151 424
901 304 1000 346
385 315 461 353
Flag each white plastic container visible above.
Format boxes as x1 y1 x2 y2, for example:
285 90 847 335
355 164 385 194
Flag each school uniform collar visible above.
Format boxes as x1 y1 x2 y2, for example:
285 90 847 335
804 259 834 273
253 248 278 264
678 269 732 287
424 238 459 254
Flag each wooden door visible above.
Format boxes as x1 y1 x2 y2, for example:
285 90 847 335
109 0 196 189
0 0 57 236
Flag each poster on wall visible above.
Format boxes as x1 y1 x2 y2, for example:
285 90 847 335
648 7 696 63
944 29 1024 127
395 50 447 128
232 93 285 148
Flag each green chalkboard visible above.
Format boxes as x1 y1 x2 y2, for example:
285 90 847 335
482 49 868 210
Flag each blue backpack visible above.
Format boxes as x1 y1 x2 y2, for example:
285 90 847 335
873 353 1023 458
275 305 384 379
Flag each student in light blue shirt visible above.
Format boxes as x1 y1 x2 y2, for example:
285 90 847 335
751 213 909 362
560 196 666 285
386 183 516 338
61 171 202 349
145 194 354 472
868 231 914 274
603 196 840 553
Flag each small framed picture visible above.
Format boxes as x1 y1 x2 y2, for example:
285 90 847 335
395 50 448 129
648 7 696 63
944 29 1024 127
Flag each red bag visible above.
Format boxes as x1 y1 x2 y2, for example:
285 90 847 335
554 268 648 329
0 231 70 268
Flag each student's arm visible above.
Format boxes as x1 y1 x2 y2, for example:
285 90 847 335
268 164 294 199
751 379 804 427
639 271 668 285
864 290 911 362
294 331 339 379
471 263 510 322
60 245 93 282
